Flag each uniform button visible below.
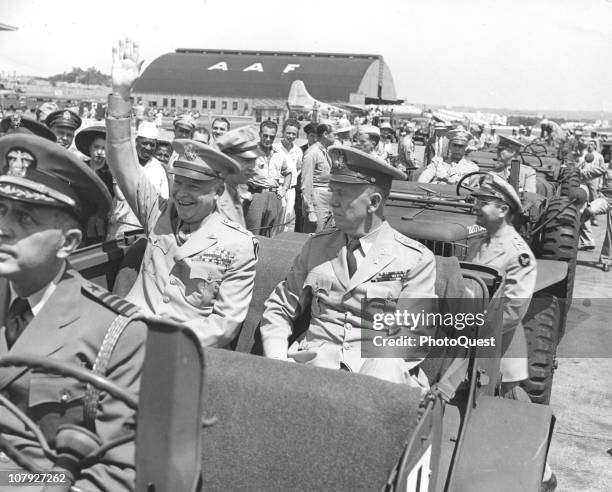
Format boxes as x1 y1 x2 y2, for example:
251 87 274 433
162 297 170 303
344 322 352 330
343 343 350 350
169 278 176 285
0 452 10 463
59 390 70 403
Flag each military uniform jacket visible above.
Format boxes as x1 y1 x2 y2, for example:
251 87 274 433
260 222 436 371
0 268 147 491
127 172 258 348
418 157 479 185
466 224 536 380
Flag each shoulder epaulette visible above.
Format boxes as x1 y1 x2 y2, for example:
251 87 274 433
221 217 252 236
81 281 141 317
394 232 427 252
312 227 337 237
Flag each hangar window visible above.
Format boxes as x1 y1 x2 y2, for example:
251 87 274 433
232 101 238 111
202 100 208 109
191 99 197 109
148 101 157 107
244 102 249 112
222 101 228 110
210 100 216 109
163 98 168 107
183 99 188 108
170 99 176 108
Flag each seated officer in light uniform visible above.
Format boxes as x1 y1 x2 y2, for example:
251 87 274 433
261 146 436 386
418 129 479 185
491 135 537 194
106 39 258 348
467 173 535 398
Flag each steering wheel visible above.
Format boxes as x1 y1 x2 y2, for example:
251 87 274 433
520 152 543 168
523 141 547 157
0 354 137 473
455 171 490 195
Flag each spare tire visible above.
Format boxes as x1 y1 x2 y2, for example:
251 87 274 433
533 197 580 340
521 294 560 404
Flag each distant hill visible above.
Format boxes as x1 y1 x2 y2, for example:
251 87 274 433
47 67 110 86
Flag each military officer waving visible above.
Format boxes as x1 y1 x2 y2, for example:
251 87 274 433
467 173 536 397
0 134 147 490
261 145 436 386
106 39 258 348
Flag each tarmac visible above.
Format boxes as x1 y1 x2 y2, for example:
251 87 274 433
548 220 612 491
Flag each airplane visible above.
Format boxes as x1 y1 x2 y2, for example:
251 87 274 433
287 80 422 120
287 80 347 118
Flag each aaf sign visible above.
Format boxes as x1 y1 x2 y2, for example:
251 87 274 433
207 62 300 73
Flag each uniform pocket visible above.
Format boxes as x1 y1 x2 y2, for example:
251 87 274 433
29 376 86 408
303 273 333 315
180 262 224 309
366 281 402 301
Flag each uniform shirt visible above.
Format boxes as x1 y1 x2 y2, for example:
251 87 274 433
418 156 479 185
466 223 536 382
8 264 64 316
301 142 331 214
492 165 537 194
260 221 436 372
248 146 289 189
397 135 416 167
273 141 302 187
126 171 258 348
108 157 169 239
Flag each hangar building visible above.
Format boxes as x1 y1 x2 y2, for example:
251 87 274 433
133 49 397 122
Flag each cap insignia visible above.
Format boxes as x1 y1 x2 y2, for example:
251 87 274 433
6 148 36 177
63 110 71 121
183 144 198 161
9 114 21 129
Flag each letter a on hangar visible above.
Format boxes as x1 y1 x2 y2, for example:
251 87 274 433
208 62 228 71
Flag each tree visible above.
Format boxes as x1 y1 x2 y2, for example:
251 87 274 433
47 67 111 86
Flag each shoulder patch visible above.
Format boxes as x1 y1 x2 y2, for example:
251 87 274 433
81 282 141 317
221 217 252 236
518 253 531 267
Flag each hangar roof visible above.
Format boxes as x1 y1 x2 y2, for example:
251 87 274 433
134 49 396 101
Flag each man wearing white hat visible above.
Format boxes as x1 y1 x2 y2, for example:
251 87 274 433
107 120 169 239
418 130 479 185
424 121 451 165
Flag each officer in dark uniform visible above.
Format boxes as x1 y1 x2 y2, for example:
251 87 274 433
0 113 56 141
44 109 82 148
0 134 147 490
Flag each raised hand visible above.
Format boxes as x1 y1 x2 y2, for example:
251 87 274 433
111 38 144 100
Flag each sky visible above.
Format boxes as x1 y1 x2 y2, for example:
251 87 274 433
1 0 611 112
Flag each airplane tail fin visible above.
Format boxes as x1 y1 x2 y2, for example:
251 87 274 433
287 80 317 109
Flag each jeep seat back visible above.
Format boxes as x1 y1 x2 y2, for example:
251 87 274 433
199 348 422 492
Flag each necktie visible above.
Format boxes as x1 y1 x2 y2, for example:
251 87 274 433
5 297 33 348
346 239 361 278
176 221 191 246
